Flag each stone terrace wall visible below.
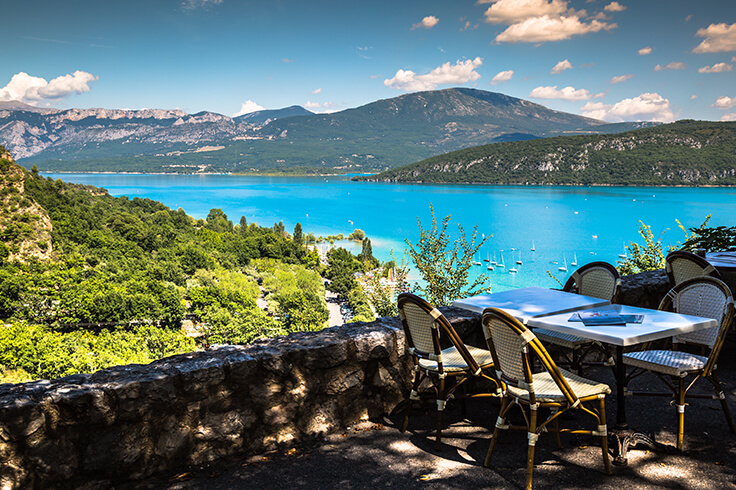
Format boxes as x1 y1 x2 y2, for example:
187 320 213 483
0 308 480 489
0 270 668 489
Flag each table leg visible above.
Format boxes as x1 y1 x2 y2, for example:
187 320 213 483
608 345 666 465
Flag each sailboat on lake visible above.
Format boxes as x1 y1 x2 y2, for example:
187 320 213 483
558 256 568 272
497 250 505 269
571 253 578 267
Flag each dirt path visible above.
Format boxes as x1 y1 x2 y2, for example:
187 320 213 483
325 289 343 327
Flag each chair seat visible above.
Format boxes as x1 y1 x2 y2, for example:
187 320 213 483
418 345 493 373
506 369 611 403
534 328 594 349
623 349 708 377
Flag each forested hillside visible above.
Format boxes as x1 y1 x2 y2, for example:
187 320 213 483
0 148 353 383
358 120 736 186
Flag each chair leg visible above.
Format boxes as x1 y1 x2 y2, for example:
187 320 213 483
710 371 736 434
435 376 446 451
485 396 510 467
552 415 562 449
598 397 612 475
526 406 538 490
402 369 422 433
676 377 686 451
572 348 582 376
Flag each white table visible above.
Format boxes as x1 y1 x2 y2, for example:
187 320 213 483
452 286 611 323
528 304 717 464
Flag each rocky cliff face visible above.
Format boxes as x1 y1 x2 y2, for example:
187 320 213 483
0 106 257 159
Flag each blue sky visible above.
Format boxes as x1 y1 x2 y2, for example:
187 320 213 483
2 0 735 122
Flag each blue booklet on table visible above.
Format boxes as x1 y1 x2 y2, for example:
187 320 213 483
569 310 644 326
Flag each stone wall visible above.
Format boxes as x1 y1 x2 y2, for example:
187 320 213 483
0 307 480 489
0 271 669 489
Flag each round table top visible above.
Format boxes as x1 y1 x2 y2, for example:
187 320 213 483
706 252 736 270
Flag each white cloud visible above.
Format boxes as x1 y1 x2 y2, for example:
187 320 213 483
233 100 265 117
282 58 294 63
610 74 633 83
654 62 686 71
311 88 322 94
693 22 736 53
551 59 573 74
638 46 652 55
581 93 675 122
478 0 617 44
495 15 615 43
0 71 98 104
384 57 483 91
479 0 570 25
529 85 591 100
604 2 626 12
181 0 222 11
412 16 439 30
713 96 736 109
691 95 698 100
698 62 733 73
720 113 736 121
303 101 338 113
490 70 514 84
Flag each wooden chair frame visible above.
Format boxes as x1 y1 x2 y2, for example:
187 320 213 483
482 307 611 490
623 276 735 450
397 293 500 450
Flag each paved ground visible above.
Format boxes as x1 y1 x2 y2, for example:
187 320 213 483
108 342 736 489
325 290 343 327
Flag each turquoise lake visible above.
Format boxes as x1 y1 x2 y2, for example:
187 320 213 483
44 173 736 292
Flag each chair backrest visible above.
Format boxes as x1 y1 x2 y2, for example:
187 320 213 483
659 277 734 373
563 261 621 303
665 250 721 287
397 292 480 374
481 307 577 406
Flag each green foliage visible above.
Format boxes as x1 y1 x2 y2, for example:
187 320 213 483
681 216 736 252
617 222 675 275
324 247 361 299
0 322 194 381
347 287 375 323
362 120 736 186
364 270 397 318
348 229 365 241
405 204 489 306
293 222 303 245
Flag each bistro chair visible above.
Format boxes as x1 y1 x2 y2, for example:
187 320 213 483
482 307 612 490
665 250 722 287
623 276 735 450
397 293 500 450
534 262 621 375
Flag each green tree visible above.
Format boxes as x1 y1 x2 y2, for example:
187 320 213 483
617 221 675 275
293 222 303 245
405 203 489 306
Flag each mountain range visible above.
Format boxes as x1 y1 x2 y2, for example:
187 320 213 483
0 89 653 174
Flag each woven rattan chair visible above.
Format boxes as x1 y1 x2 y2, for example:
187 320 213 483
666 250 722 287
623 276 735 450
482 307 612 490
534 262 621 374
397 293 500 450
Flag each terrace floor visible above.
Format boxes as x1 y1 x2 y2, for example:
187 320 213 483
113 342 736 489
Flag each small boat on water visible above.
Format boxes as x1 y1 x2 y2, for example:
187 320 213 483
619 244 628 259
487 263 494 271
483 251 490 262
531 241 536 252
497 251 505 269
473 253 482 266
491 251 497 266
571 253 578 267
558 257 568 272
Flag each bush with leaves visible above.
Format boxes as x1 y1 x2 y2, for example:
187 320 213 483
405 204 489 306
